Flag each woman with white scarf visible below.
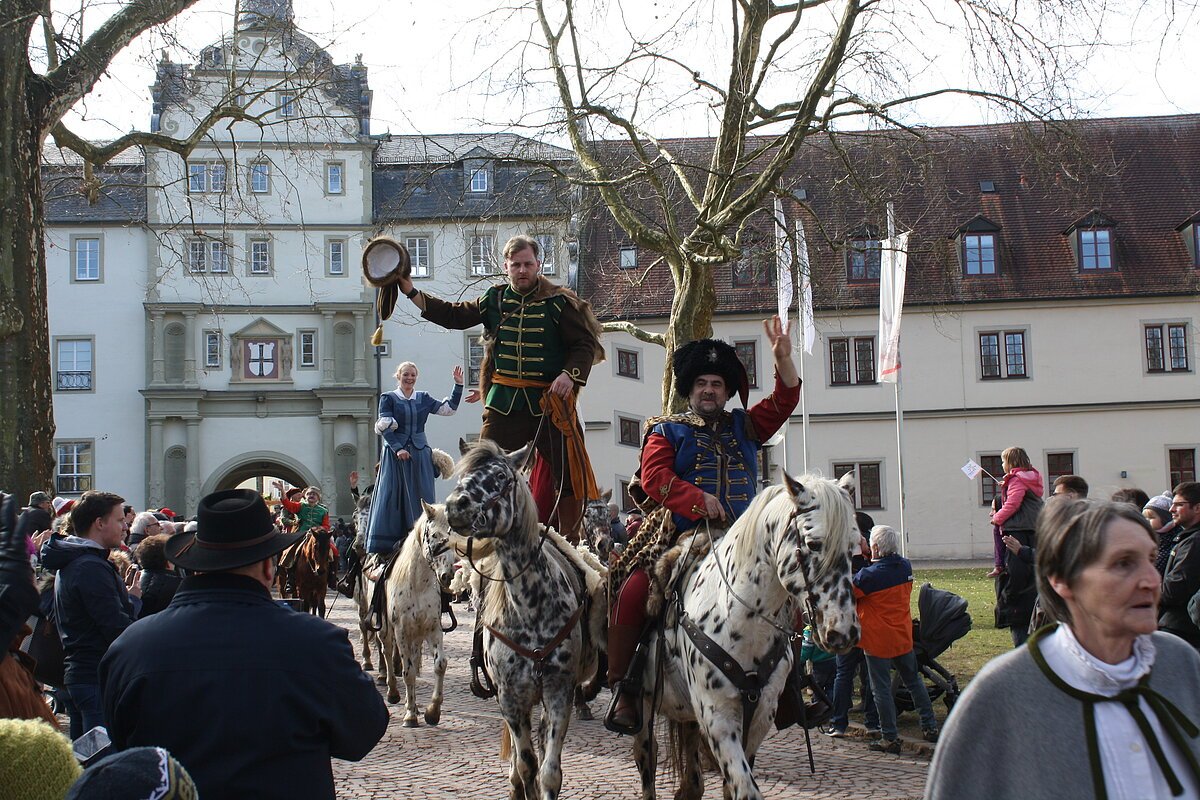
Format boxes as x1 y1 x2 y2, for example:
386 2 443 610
926 498 1200 800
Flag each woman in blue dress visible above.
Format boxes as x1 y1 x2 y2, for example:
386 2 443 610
365 362 464 554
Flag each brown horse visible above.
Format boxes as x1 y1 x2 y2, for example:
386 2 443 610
293 529 332 617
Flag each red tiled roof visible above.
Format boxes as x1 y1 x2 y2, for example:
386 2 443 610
579 114 1200 320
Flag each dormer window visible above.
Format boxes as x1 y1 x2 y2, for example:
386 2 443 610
844 224 881 282
953 215 1001 277
1078 228 1113 270
1064 210 1117 272
1175 211 1200 268
470 168 489 193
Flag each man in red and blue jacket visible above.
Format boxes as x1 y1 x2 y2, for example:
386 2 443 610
853 525 939 752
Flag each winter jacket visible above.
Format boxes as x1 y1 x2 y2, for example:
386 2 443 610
996 529 1038 629
101 573 389 800
992 468 1044 532
852 555 915 658
137 569 181 618
1159 525 1200 647
14 507 51 548
40 536 139 685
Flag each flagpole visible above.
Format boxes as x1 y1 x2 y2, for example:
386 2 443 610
887 202 908 555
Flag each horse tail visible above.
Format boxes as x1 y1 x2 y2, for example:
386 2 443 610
499 722 512 761
666 719 686 784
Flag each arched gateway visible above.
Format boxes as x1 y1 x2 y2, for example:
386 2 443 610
202 451 321 500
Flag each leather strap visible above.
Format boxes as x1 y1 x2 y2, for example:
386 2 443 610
486 603 586 673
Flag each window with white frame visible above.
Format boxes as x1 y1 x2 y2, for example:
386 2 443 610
1170 448 1197 487
829 336 876 385
467 334 484 386
833 461 883 510
277 92 296 118
249 161 270 193
535 234 555 274
187 162 226 193
204 331 222 369
188 239 207 273
618 246 637 269
55 339 93 391
979 330 1028 379
56 441 93 494
327 240 346 275
617 415 641 447
74 238 100 281
250 239 271 275
846 239 882 282
406 236 430 278
210 240 228 273
325 162 344 195
470 235 496 276
1145 322 1189 373
469 168 489 193
299 330 317 368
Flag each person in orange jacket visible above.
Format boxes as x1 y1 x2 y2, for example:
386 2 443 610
853 525 939 753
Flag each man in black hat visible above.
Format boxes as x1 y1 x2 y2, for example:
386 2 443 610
604 316 801 732
99 489 388 800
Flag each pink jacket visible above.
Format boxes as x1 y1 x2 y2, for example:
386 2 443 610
991 468 1044 527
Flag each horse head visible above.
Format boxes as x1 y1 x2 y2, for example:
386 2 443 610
445 439 537 544
417 501 458 589
309 529 332 577
582 489 613 561
769 471 861 654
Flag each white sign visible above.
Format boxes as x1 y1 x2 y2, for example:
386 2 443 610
961 459 983 480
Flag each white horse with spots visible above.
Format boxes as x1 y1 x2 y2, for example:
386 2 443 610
633 472 861 800
378 501 458 727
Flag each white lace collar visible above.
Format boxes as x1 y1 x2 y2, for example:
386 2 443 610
1042 623 1156 697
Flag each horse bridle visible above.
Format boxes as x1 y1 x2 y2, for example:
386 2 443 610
461 464 549 584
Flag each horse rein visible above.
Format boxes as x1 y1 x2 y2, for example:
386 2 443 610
462 464 551 584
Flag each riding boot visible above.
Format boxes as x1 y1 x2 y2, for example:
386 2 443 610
604 623 645 735
555 496 584 545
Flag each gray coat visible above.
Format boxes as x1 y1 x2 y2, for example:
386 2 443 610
926 630 1200 800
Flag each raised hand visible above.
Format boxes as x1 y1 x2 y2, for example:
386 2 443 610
764 315 791 359
465 389 482 404
452 365 464 385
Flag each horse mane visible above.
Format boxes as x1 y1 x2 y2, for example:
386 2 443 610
390 512 429 589
731 475 854 582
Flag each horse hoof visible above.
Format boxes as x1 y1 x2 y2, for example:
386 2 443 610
376 675 387 686
575 704 593 721
424 709 441 726
403 716 419 728
387 692 401 704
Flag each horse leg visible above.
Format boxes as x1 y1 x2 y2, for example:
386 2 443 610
381 621 401 705
633 715 659 800
501 706 538 800
424 630 446 726
402 644 420 727
672 721 704 800
573 685 593 721
699 725 761 800
537 677 574 800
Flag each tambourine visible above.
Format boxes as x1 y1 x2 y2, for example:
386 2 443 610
361 237 412 345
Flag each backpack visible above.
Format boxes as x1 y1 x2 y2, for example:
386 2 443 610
19 578 65 689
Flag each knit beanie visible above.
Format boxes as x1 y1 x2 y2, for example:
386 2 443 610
65 746 197 800
1144 492 1173 525
0 718 82 800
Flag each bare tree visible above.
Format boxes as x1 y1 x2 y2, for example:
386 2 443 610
515 0 1189 410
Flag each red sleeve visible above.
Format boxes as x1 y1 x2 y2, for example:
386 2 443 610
991 479 1026 526
321 513 330 530
746 373 801 441
641 433 706 521
280 497 300 514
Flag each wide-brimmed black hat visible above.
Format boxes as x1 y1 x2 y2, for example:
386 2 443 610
673 338 750 408
165 489 303 572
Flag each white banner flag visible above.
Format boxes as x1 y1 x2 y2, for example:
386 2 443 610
961 459 983 480
774 196 794 334
795 219 816 355
878 231 910 383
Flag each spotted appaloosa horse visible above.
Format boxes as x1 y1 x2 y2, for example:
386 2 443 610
378 501 457 726
633 472 860 800
445 439 599 800
581 489 614 562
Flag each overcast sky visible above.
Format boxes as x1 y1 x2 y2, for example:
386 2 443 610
57 0 1199 144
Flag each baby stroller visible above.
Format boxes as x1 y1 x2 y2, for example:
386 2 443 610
894 582 972 713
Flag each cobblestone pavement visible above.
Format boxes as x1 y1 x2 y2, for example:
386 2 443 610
328 597 930 800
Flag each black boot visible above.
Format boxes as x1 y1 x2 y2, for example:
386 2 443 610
604 623 646 735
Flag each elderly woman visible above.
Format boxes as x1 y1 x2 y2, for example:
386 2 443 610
364 363 463 554
927 498 1200 800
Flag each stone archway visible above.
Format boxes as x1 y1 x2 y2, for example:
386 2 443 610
202 451 320 499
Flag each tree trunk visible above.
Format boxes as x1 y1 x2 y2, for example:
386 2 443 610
0 5 56 497
660 254 717 414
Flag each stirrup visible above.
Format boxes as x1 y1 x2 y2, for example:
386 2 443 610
603 685 644 735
